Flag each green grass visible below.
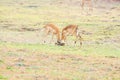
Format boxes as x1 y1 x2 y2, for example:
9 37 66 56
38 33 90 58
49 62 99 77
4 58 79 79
0 41 120 57
6 66 14 71
0 60 4 64
0 75 8 80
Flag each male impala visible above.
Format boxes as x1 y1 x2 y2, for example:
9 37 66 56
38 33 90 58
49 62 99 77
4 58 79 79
81 0 93 11
41 23 61 44
61 25 82 46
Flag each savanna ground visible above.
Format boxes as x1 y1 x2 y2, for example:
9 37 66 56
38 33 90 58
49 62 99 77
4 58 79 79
0 0 120 80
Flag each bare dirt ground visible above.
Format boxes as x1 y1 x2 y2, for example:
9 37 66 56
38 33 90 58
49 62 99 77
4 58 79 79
0 47 120 80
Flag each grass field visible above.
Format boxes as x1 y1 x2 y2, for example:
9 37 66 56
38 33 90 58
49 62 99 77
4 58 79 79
0 0 120 80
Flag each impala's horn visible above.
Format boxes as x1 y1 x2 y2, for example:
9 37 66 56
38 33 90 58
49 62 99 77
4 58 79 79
55 40 65 46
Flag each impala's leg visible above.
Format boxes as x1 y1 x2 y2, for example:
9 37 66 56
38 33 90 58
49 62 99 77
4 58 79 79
41 28 46 44
74 40 77 47
74 33 82 47
42 29 49 44
64 33 69 46
43 33 47 44
65 36 69 46
81 0 85 10
89 1 93 11
61 36 67 45
78 34 82 47
49 34 54 44
74 34 78 47
79 36 82 46
73 32 77 47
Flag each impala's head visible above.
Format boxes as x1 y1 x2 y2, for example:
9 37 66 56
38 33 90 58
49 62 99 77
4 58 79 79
55 40 65 46
57 40 61 44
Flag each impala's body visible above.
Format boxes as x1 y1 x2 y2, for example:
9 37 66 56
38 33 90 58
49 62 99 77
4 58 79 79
42 23 61 44
81 0 93 11
61 25 82 46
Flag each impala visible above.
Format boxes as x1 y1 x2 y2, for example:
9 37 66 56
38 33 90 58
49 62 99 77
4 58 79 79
41 23 61 44
61 25 82 46
81 0 93 11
